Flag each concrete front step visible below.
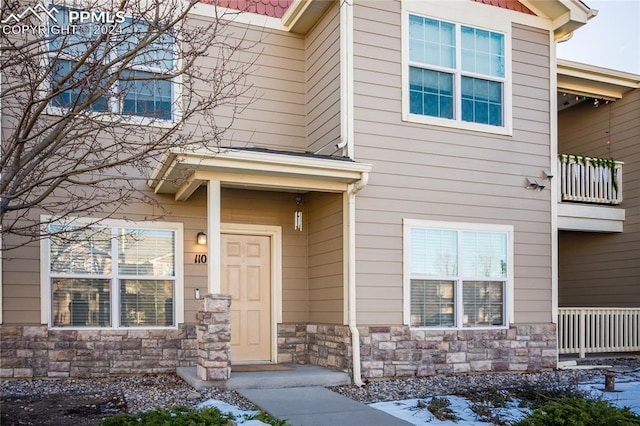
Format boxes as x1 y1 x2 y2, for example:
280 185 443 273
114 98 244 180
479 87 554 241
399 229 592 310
177 364 351 390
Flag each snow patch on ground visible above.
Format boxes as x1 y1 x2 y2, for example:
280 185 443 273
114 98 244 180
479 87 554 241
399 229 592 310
370 397 527 426
369 372 640 425
197 399 269 425
196 371 640 426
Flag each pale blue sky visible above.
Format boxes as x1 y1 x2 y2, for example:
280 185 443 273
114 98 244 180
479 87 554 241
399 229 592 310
557 0 640 74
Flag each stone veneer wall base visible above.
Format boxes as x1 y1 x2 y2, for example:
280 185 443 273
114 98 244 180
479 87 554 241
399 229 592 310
0 325 198 378
358 324 558 378
1 320 557 379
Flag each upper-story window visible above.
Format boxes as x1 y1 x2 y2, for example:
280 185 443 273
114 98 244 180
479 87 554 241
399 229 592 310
406 13 508 131
49 8 175 121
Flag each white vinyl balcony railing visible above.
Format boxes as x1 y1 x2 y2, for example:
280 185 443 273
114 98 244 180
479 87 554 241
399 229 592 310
558 154 623 205
558 308 640 358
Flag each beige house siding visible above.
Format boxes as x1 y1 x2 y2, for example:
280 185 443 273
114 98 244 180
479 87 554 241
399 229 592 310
1 190 206 325
220 188 309 323
2 242 40 324
189 17 307 152
307 192 344 324
305 2 342 154
1 12 311 324
558 88 640 307
351 1 553 325
2 187 313 325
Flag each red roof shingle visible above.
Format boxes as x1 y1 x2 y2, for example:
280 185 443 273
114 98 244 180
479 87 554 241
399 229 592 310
203 0 534 22
201 0 294 18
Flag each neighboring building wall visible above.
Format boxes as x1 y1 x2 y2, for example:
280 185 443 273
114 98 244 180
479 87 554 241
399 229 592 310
558 89 640 307
352 1 554 326
305 2 342 155
307 192 344 324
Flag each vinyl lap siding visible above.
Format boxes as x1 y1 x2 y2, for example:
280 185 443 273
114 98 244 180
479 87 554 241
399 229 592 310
2 190 209 325
220 189 310 323
558 89 640 307
2 242 40 324
307 192 344 324
305 2 341 154
352 1 553 325
2 187 311 325
188 16 307 152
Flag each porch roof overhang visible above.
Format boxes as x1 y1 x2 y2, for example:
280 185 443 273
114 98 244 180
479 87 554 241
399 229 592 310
557 59 640 100
148 148 372 201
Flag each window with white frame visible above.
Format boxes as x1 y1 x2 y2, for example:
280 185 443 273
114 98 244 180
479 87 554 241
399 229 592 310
49 8 175 120
48 222 180 328
407 13 506 127
404 220 512 329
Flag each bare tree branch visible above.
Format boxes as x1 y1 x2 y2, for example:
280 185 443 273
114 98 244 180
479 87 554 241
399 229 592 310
1 0 259 249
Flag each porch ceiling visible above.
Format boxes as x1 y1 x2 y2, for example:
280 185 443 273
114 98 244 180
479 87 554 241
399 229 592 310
148 148 372 201
558 59 640 100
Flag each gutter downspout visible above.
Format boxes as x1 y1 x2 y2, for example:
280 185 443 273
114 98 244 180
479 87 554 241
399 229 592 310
335 0 353 158
346 172 368 387
337 0 363 386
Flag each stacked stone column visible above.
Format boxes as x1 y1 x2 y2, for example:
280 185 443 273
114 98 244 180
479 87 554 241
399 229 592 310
196 294 232 381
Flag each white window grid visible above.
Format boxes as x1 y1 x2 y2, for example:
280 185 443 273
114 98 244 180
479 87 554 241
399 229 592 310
407 14 506 125
47 224 178 329
404 219 513 330
47 8 177 120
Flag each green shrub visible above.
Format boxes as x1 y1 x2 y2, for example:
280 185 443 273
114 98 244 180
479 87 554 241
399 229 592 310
513 397 640 426
247 409 290 426
100 405 289 426
100 406 238 426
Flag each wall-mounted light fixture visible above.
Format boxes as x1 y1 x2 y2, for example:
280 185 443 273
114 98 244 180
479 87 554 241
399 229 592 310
196 231 207 245
294 194 303 231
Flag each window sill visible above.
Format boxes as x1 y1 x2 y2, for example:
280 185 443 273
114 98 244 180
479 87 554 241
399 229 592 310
402 112 513 137
410 325 509 331
48 326 179 330
44 106 178 129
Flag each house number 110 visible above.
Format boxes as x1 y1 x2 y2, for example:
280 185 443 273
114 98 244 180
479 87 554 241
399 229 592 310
195 254 207 264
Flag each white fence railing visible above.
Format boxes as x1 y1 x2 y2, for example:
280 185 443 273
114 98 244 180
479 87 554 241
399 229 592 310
558 308 640 357
558 154 623 205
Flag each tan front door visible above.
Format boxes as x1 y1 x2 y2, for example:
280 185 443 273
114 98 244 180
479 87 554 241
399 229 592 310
221 233 271 363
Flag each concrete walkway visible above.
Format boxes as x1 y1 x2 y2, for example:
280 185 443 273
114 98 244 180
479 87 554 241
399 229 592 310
178 364 411 425
239 386 411 426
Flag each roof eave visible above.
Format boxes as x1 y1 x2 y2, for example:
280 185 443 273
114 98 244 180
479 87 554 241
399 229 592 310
150 148 372 199
522 0 596 39
281 0 332 34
